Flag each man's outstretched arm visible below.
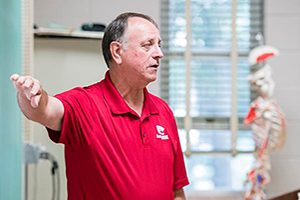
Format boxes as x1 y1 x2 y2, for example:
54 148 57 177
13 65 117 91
10 74 64 131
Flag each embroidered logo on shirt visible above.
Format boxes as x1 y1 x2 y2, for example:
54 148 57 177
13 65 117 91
156 125 169 140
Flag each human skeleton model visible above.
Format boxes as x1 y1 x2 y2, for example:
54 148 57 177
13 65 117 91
244 45 286 200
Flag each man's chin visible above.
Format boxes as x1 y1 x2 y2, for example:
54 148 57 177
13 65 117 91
144 75 157 86
149 74 157 81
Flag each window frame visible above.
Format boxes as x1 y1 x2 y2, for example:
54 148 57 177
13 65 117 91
160 0 264 156
160 0 264 192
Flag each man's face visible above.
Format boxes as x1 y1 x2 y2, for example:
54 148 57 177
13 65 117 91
120 17 164 85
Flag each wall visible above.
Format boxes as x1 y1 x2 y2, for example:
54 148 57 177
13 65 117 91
0 0 23 199
34 0 162 94
31 0 161 199
265 0 300 198
34 0 161 101
34 0 161 35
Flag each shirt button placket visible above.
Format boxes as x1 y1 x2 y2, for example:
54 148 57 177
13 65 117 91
140 119 150 147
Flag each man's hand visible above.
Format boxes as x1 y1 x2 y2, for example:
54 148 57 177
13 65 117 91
10 74 64 131
10 74 43 108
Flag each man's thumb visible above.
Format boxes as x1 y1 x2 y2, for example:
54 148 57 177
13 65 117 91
31 95 42 108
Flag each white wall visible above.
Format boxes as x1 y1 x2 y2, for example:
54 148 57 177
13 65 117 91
31 0 300 199
265 0 300 198
34 0 162 95
34 0 161 32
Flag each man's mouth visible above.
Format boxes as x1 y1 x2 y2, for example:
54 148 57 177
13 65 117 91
150 64 159 68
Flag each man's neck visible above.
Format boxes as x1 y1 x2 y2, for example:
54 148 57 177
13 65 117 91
109 70 145 116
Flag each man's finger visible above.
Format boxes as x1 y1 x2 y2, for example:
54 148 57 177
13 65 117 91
17 76 26 85
23 78 34 89
30 82 41 96
10 74 20 82
31 95 41 108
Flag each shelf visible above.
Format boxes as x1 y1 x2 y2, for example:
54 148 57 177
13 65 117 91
34 28 104 40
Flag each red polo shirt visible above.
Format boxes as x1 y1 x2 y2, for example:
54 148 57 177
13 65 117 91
47 71 189 200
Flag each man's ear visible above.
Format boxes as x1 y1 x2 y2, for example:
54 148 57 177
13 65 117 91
110 41 123 65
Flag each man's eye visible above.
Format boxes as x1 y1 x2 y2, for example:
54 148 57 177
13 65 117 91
143 43 152 48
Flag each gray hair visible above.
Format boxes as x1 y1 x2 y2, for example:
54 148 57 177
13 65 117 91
102 12 158 67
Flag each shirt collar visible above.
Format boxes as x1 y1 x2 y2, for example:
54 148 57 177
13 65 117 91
101 71 159 117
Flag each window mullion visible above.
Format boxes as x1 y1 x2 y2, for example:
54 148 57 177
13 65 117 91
230 0 239 157
184 0 192 157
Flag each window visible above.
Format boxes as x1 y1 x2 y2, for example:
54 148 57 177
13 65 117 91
160 0 263 191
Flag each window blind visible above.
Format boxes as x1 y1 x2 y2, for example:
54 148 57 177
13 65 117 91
160 0 263 141
160 0 264 191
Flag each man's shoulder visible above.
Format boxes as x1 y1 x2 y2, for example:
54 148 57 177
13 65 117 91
148 93 173 113
148 93 167 105
55 81 103 101
83 81 103 94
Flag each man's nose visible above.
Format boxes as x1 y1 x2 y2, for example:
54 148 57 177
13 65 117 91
153 44 164 59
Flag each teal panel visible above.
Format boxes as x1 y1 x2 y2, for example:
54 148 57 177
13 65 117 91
0 0 22 200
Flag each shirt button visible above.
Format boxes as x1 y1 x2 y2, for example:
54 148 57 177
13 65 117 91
143 133 146 137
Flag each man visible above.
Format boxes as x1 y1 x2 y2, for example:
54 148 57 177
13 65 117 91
11 12 189 199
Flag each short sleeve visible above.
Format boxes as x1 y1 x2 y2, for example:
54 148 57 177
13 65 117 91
46 88 94 146
170 114 189 190
173 140 189 190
